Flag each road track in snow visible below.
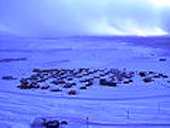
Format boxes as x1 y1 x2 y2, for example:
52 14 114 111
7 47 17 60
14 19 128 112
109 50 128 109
0 89 170 102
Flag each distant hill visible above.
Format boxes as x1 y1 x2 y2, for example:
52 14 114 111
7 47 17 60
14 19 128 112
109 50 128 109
0 31 22 39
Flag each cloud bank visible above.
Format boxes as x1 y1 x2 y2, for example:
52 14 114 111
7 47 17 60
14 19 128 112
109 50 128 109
0 0 170 37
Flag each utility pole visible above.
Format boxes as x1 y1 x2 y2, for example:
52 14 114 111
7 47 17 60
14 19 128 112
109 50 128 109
127 109 130 120
158 102 161 112
86 116 89 128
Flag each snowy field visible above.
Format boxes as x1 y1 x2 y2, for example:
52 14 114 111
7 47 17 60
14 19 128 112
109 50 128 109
0 36 170 128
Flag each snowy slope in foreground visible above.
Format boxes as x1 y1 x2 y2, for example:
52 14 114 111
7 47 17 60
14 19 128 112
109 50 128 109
0 36 170 128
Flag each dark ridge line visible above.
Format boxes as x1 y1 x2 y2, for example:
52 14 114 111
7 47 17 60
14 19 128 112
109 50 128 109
0 48 74 53
0 58 27 63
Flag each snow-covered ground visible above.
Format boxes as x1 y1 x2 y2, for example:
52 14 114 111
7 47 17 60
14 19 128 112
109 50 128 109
0 36 170 128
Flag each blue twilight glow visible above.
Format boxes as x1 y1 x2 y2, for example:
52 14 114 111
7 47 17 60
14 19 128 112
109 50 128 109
0 0 170 37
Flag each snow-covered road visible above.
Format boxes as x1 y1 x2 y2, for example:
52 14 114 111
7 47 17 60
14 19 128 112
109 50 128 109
0 36 170 128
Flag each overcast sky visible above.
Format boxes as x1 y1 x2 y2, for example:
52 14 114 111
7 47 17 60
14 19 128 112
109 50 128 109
0 0 170 37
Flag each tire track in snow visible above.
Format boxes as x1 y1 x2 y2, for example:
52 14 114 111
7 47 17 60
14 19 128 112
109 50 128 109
89 122 170 127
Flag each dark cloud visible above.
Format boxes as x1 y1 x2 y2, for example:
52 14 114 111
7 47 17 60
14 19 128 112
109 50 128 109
0 0 170 37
